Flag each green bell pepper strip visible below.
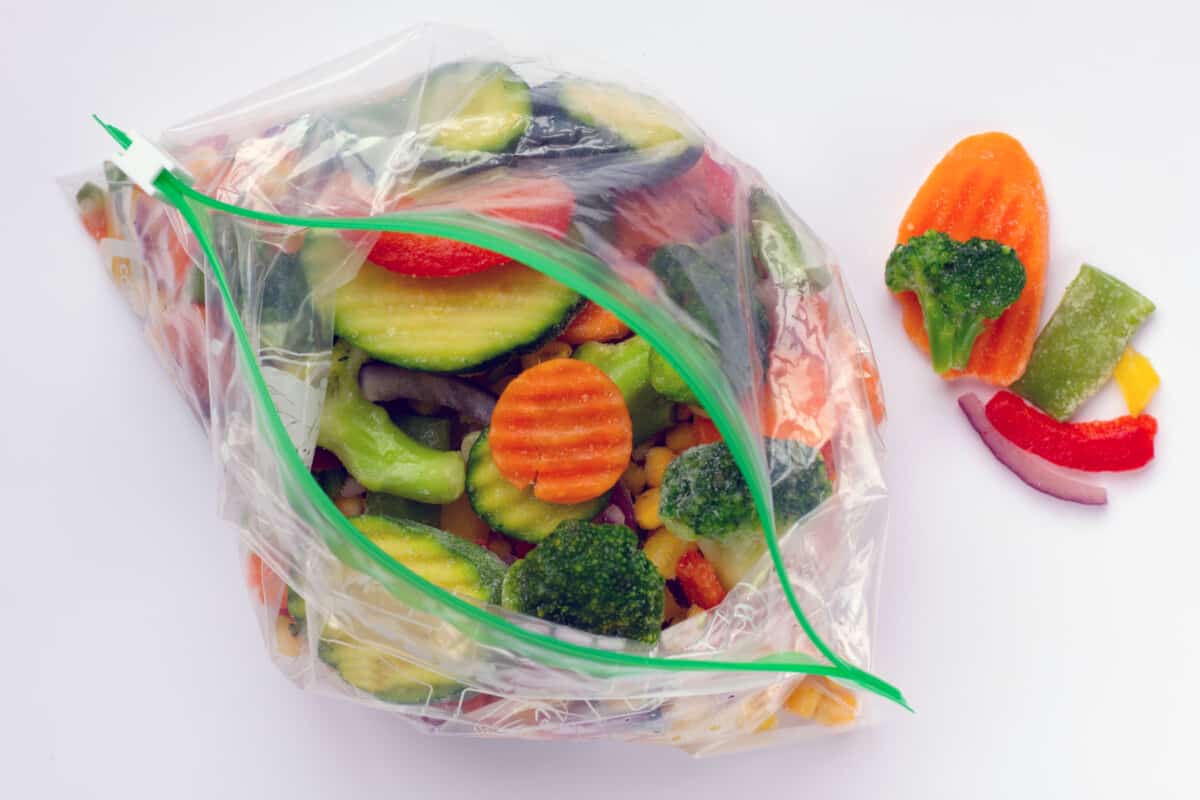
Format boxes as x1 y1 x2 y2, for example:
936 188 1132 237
95 117 907 708
318 342 464 503
1013 265 1155 421
572 337 675 443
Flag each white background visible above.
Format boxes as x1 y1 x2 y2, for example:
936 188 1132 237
2 1 1197 797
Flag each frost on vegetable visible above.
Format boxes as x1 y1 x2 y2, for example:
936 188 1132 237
1012 264 1155 421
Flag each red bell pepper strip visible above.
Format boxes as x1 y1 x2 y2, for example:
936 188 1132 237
984 390 1157 472
675 549 726 610
246 552 290 615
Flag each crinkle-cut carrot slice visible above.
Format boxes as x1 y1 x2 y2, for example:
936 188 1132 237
895 132 1049 386
490 359 633 504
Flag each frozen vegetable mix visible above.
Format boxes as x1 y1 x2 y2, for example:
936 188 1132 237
66 25 901 752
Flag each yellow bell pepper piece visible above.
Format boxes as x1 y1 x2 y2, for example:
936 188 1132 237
642 528 695 579
1113 347 1160 416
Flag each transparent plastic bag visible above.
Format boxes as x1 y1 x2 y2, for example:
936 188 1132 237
63 24 903 754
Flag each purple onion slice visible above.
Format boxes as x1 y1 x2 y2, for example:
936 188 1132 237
958 393 1107 506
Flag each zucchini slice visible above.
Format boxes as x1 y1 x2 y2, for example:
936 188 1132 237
415 61 532 156
516 79 702 190
466 429 609 543
317 515 506 704
334 260 582 373
318 636 464 704
351 515 506 602
558 79 697 153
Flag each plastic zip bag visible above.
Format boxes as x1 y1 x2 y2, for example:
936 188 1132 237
63 24 903 754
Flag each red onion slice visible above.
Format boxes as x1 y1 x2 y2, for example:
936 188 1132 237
958 393 1107 506
595 484 639 530
359 362 496 424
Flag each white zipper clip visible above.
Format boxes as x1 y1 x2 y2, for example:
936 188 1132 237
112 130 187 197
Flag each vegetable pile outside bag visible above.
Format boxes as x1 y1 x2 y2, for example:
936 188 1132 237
63 25 903 754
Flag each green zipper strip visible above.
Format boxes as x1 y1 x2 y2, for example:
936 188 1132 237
97 118 906 708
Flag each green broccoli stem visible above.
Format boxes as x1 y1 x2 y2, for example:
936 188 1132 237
950 318 986 371
922 305 955 374
922 305 985 374
318 342 465 503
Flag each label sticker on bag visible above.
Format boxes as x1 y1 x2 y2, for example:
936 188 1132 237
260 355 325 465
99 237 149 315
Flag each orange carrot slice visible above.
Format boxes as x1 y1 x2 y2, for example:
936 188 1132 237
856 352 886 425
246 552 288 614
558 302 631 344
895 132 1048 386
756 294 832 448
490 359 633 504
758 351 829 448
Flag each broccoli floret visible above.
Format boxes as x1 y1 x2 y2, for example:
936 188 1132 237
659 440 832 542
500 522 665 644
885 230 1026 374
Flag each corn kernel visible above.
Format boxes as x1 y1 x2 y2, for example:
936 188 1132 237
756 715 778 733
665 423 699 453
814 677 859 726
817 676 858 709
520 340 572 370
785 676 859 726
785 680 821 719
619 462 647 495
644 447 676 487
814 699 857 727
334 496 365 517
642 528 694 579
662 587 686 625
634 487 662 530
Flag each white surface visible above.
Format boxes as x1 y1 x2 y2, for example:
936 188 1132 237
2 2 1197 797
